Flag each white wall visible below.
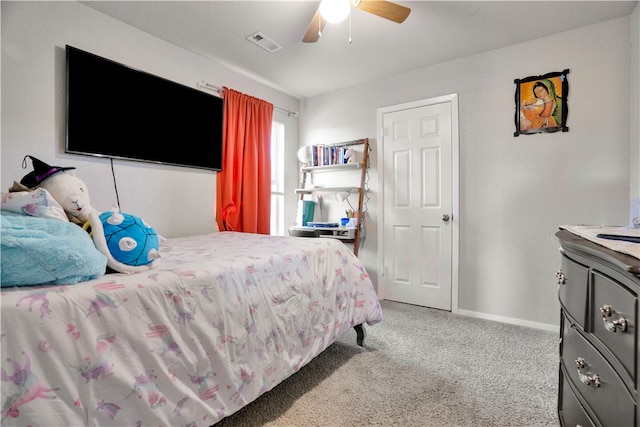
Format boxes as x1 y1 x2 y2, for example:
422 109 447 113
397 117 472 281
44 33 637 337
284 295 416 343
631 4 640 220
300 14 637 328
1 1 300 238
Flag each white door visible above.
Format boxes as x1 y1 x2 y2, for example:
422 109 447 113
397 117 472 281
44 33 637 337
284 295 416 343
380 97 457 311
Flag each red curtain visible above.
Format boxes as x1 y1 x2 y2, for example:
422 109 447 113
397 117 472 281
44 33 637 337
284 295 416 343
216 87 274 234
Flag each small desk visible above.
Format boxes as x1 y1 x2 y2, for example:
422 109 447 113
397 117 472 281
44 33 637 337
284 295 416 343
288 226 357 240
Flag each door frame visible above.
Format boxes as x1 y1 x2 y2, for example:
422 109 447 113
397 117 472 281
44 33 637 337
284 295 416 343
376 93 460 313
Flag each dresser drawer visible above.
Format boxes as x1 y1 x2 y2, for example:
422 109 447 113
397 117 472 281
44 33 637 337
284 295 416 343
591 271 637 384
562 313 635 426
559 367 596 427
559 253 590 329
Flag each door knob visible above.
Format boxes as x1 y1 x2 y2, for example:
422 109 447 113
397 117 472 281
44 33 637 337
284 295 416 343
442 214 450 222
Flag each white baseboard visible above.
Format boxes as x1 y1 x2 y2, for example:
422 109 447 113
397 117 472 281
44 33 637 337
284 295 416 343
456 309 559 333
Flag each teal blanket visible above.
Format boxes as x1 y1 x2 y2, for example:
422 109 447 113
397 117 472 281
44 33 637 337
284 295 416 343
1 211 107 287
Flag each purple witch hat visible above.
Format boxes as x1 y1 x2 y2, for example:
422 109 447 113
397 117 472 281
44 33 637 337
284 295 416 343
19 155 75 189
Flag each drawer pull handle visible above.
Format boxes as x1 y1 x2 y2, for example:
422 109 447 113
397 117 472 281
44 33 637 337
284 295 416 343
575 357 601 387
555 270 566 285
600 304 628 332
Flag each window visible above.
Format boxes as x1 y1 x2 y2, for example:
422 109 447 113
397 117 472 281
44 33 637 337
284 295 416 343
270 121 285 235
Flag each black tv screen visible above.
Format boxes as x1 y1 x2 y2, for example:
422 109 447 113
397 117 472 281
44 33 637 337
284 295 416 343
65 45 223 171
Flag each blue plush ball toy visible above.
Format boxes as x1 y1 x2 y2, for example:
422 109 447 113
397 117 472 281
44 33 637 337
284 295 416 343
100 211 160 266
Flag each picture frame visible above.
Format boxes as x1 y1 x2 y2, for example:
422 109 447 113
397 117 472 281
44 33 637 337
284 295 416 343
514 69 569 136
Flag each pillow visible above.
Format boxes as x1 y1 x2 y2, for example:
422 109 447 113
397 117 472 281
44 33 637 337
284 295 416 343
1 211 107 287
1 189 69 222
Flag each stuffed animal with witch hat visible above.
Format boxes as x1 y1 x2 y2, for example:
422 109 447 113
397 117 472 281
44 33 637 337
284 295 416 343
11 155 161 273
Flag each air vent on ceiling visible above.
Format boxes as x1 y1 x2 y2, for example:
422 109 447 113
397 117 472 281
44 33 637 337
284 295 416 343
246 31 282 53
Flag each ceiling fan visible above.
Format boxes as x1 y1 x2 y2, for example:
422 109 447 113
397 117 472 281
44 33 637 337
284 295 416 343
302 0 411 43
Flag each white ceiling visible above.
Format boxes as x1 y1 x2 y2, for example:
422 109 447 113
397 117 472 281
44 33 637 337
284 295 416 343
81 0 638 99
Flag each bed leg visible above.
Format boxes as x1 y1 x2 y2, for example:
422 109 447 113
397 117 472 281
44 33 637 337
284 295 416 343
354 324 366 346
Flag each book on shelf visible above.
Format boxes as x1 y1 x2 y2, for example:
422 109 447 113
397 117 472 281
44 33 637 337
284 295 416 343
310 144 349 167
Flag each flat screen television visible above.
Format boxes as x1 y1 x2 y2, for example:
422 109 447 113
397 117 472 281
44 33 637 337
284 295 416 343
65 45 223 171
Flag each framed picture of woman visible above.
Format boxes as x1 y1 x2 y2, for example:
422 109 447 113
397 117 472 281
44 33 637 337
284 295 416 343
514 69 569 136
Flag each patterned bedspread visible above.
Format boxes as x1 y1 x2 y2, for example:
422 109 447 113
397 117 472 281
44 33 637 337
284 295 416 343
0 232 382 426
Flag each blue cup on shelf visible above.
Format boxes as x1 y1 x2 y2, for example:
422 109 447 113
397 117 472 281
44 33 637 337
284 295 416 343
340 218 349 227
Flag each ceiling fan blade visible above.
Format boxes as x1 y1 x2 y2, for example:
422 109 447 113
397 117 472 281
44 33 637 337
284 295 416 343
355 0 411 23
302 8 325 43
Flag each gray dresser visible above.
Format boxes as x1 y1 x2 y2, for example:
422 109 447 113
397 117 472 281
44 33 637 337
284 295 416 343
556 230 640 426
556 230 640 427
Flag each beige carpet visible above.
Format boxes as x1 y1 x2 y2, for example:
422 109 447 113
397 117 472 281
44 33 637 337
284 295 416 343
216 300 558 426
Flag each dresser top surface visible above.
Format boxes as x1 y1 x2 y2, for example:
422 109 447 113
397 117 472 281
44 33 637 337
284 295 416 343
556 229 640 276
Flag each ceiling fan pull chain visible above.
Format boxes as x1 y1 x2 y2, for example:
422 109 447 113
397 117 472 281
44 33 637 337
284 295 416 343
348 7 352 44
318 12 322 38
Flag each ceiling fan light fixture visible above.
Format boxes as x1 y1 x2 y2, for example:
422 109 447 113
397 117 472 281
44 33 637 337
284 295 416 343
319 0 351 24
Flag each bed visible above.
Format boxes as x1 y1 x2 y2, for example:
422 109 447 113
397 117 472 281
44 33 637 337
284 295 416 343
0 211 382 426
